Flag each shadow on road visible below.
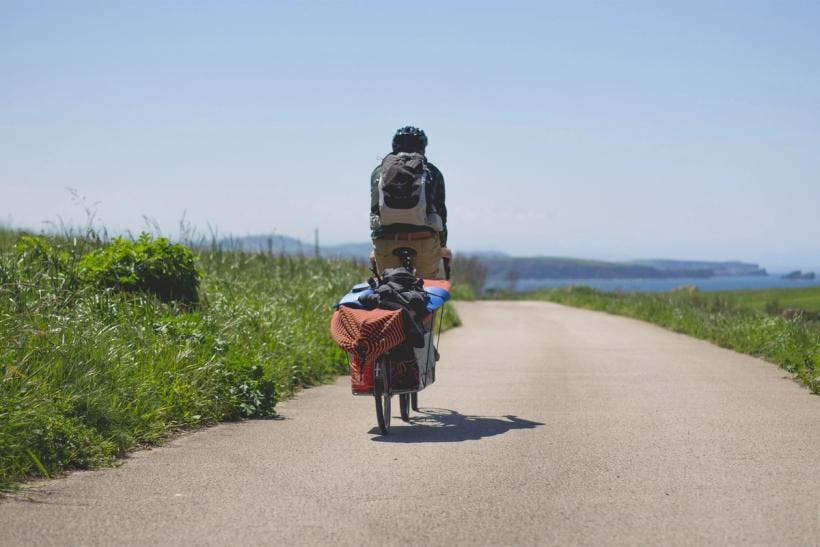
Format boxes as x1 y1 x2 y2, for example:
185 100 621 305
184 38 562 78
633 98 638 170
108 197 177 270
370 408 543 443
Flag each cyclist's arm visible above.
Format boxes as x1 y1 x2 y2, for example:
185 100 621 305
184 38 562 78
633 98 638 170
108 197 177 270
370 165 381 234
428 163 448 246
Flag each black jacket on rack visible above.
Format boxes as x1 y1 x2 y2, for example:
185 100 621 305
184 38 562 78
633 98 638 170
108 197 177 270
358 268 429 347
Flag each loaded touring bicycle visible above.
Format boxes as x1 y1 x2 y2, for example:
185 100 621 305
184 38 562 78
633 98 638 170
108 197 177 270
331 248 451 434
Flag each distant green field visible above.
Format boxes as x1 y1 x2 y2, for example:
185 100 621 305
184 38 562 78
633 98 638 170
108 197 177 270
708 286 820 314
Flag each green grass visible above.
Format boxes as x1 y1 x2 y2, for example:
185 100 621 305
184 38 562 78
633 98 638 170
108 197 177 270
0 229 464 491
510 286 820 394
708 286 820 315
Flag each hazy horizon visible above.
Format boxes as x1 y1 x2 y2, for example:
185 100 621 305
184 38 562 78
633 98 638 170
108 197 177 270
3 215 815 273
3 1 818 271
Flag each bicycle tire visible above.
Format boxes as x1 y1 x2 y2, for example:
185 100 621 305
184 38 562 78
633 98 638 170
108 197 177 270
399 393 411 421
374 376 391 435
411 392 419 412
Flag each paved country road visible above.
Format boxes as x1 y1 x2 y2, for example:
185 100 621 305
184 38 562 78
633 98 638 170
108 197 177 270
2 301 818 545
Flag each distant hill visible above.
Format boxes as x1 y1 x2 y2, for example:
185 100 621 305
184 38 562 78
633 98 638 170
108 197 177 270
482 256 717 280
321 242 372 260
216 234 369 260
633 259 767 276
215 234 309 255
220 234 769 281
482 257 770 281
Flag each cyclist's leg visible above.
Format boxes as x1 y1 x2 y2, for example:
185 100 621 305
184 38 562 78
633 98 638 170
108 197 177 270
413 235 443 278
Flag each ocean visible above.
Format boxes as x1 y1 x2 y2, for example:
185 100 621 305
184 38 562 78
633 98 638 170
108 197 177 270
485 275 820 293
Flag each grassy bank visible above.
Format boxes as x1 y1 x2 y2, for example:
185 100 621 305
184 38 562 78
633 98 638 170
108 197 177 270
0 230 461 490
512 286 819 393
708 286 820 315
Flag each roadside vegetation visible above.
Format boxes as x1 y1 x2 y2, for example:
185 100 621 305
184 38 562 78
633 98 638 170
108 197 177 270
708 286 820 316
0 227 463 490
509 285 820 394
448 255 487 301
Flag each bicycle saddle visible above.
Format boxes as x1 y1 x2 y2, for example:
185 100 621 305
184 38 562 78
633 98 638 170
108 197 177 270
392 247 417 258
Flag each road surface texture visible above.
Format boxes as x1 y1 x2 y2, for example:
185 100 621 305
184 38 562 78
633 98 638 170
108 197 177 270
1 301 818 545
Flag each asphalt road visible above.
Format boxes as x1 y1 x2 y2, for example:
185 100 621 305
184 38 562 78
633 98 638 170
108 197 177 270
1 301 818 545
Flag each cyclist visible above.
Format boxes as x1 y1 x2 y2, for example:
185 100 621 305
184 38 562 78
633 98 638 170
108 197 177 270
370 126 451 278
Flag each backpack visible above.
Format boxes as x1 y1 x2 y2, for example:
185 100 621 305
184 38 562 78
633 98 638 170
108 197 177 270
377 152 429 226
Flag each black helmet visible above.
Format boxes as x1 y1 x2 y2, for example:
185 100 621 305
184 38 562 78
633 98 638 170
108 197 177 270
392 126 428 154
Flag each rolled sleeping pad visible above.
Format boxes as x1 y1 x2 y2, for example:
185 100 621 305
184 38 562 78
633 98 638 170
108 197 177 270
336 288 373 308
425 293 446 312
424 286 451 302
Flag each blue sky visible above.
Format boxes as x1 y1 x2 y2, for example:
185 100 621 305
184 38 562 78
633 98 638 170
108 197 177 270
2 1 819 269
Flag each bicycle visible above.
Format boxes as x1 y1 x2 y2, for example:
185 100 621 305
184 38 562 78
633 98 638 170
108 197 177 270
372 247 450 434
331 247 451 435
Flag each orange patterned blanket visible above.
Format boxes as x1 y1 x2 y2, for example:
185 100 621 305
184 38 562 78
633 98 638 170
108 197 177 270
330 306 408 393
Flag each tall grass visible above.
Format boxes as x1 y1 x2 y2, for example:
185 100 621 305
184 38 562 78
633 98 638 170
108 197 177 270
0 229 367 490
514 286 820 393
0 227 466 490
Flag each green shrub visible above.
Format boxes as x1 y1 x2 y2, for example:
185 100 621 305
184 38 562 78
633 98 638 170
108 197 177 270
80 233 201 303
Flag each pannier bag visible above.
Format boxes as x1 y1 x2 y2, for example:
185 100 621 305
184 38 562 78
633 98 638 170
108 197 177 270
348 352 374 394
386 345 421 391
378 152 429 226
